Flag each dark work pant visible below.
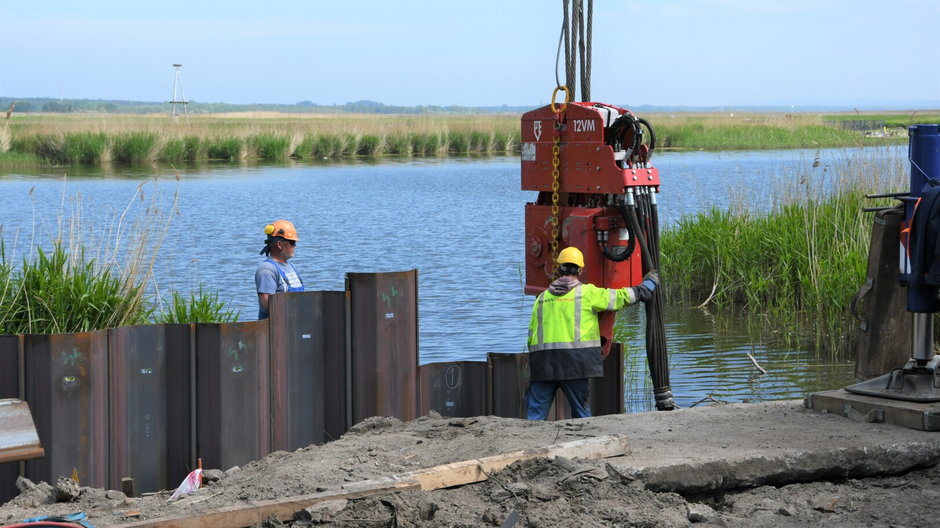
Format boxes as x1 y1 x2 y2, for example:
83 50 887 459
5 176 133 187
526 379 591 420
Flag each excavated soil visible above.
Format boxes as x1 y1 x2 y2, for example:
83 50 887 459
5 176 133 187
1 401 938 527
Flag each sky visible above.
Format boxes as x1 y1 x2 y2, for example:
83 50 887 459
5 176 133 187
1 0 938 109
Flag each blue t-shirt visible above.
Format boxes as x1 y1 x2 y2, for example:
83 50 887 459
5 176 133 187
255 259 303 318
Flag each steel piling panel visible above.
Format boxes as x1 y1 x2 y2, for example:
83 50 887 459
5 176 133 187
418 362 487 417
591 343 625 416
269 292 329 451
487 353 529 418
108 324 192 493
23 331 109 490
318 292 347 443
487 348 625 420
0 335 22 503
346 271 419 425
195 319 270 471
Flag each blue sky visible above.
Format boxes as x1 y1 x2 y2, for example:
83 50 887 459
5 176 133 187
1 0 938 108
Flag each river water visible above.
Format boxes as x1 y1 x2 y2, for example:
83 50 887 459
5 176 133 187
0 146 907 411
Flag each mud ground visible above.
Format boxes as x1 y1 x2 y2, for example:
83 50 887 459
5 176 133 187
1 400 938 527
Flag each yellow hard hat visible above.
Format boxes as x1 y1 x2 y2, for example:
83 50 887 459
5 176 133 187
264 219 299 242
557 247 584 268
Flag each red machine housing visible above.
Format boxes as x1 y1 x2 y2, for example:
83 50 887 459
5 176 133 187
522 102 660 352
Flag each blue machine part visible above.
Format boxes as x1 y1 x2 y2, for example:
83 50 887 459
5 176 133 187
906 124 940 312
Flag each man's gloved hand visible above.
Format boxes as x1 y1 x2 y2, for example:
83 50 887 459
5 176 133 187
643 270 660 290
633 284 653 303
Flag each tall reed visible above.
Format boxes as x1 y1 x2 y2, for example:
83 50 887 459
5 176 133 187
0 181 175 334
661 148 906 355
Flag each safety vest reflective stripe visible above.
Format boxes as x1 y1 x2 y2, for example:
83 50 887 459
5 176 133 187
573 285 582 343
529 340 602 352
607 289 616 311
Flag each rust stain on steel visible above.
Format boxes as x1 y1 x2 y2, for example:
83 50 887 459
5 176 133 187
487 353 529 418
0 335 22 503
24 331 109 490
419 362 487 417
346 271 419 425
195 319 271 470
269 292 329 451
109 324 192 493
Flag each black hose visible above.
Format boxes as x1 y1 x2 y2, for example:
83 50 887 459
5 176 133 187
636 117 657 152
601 203 637 262
626 189 675 411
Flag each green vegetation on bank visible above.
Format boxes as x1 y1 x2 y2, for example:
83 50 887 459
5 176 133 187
0 110 929 167
0 183 239 334
660 148 906 355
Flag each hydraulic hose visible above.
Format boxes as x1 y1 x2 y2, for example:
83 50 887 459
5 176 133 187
624 188 675 410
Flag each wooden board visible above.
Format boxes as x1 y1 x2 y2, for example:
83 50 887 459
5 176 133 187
0 399 44 463
806 389 940 431
116 434 630 528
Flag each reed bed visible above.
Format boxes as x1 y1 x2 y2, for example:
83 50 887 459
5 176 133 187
4 114 521 165
660 147 907 356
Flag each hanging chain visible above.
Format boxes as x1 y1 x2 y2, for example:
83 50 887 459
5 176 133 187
550 135 561 272
549 85 569 274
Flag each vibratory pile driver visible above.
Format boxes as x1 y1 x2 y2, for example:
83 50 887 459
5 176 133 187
521 90 675 410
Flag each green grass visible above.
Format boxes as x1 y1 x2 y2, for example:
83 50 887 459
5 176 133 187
156 288 240 324
660 148 905 355
0 244 151 334
206 137 243 160
112 131 157 164
248 133 291 160
0 182 240 335
0 151 42 166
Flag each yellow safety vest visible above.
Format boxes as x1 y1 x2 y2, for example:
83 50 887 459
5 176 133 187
527 283 637 352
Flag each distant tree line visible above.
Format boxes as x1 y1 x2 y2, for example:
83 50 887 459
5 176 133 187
0 97 534 115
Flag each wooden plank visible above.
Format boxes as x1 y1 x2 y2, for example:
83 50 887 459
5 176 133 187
807 389 940 431
411 434 630 491
115 434 630 528
0 399 44 463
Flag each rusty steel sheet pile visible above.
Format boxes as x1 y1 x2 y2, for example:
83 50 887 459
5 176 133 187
347 270 419 425
269 292 329 451
23 331 110 490
195 319 271 470
0 335 21 503
419 361 487 418
109 324 193 492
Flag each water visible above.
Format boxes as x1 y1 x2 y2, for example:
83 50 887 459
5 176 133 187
0 146 905 411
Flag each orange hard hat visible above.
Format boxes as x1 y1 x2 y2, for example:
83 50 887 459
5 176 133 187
264 219 299 242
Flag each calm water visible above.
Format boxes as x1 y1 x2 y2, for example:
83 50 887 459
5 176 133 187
0 146 906 411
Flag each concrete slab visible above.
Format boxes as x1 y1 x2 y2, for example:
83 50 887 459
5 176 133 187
591 400 940 495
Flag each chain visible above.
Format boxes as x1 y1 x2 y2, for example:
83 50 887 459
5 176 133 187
550 135 561 273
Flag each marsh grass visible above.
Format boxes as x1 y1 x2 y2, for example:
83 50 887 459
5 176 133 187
112 131 157 164
0 181 174 333
0 180 241 333
156 287 239 324
661 148 906 355
248 133 291 161
4 113 521 165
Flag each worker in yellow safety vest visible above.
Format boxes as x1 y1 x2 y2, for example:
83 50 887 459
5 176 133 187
526 246 658 419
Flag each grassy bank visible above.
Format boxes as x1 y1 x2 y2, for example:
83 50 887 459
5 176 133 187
660 147 906 355
0 111 927 167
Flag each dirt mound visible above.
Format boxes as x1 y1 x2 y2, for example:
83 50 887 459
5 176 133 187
1 403 937 527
